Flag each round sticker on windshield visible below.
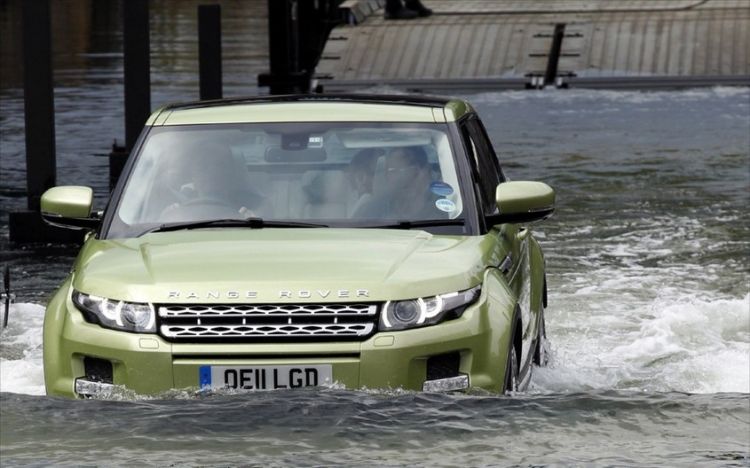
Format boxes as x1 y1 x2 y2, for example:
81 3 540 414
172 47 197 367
430 181 454 197
435 198 457 213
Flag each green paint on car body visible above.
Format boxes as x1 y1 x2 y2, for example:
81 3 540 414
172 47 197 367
41 95 554 398
41 186 93 219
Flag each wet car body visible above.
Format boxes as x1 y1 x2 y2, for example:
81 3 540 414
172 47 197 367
40 94 554 397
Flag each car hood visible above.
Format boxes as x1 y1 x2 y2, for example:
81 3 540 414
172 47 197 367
72 229 501 303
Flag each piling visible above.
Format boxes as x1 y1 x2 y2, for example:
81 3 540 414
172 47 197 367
108 0 152 190
123 0 151 151
109 141 129 190
259 0 304 94
297 0 328 74
259 0 346 94
198 5 222 101
544 24 566 88
22 0 55 212
8 0 81 244
199 5 223 100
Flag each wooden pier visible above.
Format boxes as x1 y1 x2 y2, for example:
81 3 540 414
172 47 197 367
316 0 750 91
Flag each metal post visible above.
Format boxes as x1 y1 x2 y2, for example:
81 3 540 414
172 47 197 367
269 0 297 94
22 0 55 212
544 23 566 88
259 0 345 94
259 0 309 94
198 4 223 100
11 0 95 243
108 140 129 189
297 0 319 73
123 0 151 151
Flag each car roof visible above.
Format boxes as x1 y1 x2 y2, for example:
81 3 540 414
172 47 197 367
146 94 475 126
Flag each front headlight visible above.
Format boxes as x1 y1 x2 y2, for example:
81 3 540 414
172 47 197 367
72 290 156 333
380 286 481 331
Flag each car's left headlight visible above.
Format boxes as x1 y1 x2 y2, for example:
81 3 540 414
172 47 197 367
380 286 481 331
72 290 156 333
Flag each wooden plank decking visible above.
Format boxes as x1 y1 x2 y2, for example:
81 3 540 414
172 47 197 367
316 0 750 91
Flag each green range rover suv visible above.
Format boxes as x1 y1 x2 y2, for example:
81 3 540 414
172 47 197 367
40 95 555 398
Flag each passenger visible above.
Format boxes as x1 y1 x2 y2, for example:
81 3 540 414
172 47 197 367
346 148 382 216
353 146 446 219
160 141 267 221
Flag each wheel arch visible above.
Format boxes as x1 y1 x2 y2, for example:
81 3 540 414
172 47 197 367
43 276 74 396
527 235 547 327
481 267 521 392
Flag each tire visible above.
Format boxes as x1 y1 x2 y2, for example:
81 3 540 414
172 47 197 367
503 343 519 394
533 310 549 367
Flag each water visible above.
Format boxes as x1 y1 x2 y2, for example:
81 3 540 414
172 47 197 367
1 391 747 466
1 1 749 465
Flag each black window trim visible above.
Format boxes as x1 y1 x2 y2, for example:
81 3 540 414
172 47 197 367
470 117 507 183
99 125 153 240
446 120 482 236
456 115 508 235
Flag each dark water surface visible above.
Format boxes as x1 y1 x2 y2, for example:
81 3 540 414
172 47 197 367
1 0 749 466
1 391 748 466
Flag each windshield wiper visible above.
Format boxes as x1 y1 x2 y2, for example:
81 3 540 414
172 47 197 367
142 218 328 235
363 219 465 229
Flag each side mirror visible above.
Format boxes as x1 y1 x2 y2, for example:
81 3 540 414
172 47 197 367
41 186 100 230
491 181 555 224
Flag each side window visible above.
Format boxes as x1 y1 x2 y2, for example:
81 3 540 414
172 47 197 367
472 119 506 183
461 118 502 216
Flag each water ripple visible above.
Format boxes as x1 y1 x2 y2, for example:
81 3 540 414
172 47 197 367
1 391 748 466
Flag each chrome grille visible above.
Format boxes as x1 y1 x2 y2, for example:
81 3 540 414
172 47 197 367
158 303 379 341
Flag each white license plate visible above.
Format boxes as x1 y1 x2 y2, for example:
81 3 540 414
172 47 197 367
199 365 332 391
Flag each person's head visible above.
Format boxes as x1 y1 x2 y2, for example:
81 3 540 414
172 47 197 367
385 146 431 192
348 148 381 195
185 141 244 197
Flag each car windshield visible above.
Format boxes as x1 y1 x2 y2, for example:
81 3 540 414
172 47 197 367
107 122 466 237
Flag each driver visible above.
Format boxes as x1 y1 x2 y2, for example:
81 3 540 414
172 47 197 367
160 141 266 221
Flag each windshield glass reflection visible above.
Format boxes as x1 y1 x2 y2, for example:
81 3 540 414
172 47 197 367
110 122 465 237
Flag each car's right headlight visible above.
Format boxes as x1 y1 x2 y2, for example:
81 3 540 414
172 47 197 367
379 285 481 331
71 290 156 333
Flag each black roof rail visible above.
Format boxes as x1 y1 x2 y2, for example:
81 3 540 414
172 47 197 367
162 93 455 111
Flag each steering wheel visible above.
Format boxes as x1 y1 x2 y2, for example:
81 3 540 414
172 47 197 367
182 197 235 209
168 197 243 220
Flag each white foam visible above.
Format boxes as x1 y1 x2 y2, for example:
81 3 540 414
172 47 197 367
2 293 747 397
0 303 47 395
532 294 750 394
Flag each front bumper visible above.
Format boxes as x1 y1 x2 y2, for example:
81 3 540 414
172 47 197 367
44 287 513 398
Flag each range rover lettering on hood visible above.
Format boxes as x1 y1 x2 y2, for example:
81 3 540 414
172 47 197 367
167 289 370 300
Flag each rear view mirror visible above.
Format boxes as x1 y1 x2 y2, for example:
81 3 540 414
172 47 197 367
281 132 311 150
40 186 100 230
265 147 327 162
